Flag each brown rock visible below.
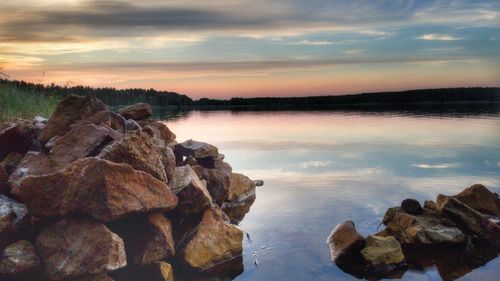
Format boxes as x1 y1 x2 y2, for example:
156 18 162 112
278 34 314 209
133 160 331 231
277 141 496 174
72 110 126 133
117 103 152 120
175 140 218 159
0 164 7 182
16 158 178 222
227 173 256 202
170 166 212 216
139 121 176 144
177 208 243 274
124 119 141 132
38 95 106 144
9 152 63 188
454 184 499 215
0 240 40 276
222 194 256 224
191 165 231 205
360 235 404 267
1 152 24 175
424 200 437 211
159 146 176 183
36 218 126 281
327 221 365 264
0 195 30 249
99 131 167 181
0 119 38 161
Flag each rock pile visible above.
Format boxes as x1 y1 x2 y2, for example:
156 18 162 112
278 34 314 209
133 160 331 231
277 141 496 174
0 95 259 281
328 184 500 279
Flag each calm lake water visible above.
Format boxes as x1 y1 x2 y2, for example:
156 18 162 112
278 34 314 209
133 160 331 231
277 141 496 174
165 110 500 281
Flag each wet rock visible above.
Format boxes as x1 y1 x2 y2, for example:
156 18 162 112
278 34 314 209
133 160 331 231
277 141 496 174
454 184 499 215
401 199 423 215
0 195 30 249
191 165 231 205
327 221 365 264
16 158 178 222
169 166 213 216
175 140 218 160
227 173 256 202
0 240 40 276
38 95 106 144
112 213 175 265
99 131 167 181
222 194 256 224
177 208 243 275
380 207 465 246
424 200 437 211
0 119 38 161
117 103 152 120
436 195 500 248
361 235 405 267
36 218 126 281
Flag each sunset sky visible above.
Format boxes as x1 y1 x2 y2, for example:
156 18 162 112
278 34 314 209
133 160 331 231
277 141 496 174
1 0 499 99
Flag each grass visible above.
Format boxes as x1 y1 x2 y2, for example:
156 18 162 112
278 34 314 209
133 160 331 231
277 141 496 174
0 82 59 124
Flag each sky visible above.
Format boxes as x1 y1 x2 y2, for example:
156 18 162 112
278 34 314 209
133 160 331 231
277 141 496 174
1 0 499 99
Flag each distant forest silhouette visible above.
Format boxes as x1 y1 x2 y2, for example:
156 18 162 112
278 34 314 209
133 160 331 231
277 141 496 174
1 79 499 110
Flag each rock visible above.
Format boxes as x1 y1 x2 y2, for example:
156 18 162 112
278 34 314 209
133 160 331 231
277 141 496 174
361 235 405 267
72 274 116 281
195 154 232 171
191 165 231 205
112 213 175 265
0 195 30 249
36 218 127 281
110 262 173 281
125 119 141 132
9 152 63 187
436 195 500 248
99 131 167 181
424 200 437 211
175 140 218 160
254 180 264 187
16 158 178 222
222 194 256 224
227 173 256 202
139 121 176 144
44 136 59 150
38 95 106 144
379 207 465 246
0 240 40 276
72 110 126 133
0 164 7 182
454 184 499 215
169 166 212 216
400 199 423 215
0 119 38 161
159 146 176 182
117 103 152 120
1 152 24 175
327 221 365 264
177 208 243 274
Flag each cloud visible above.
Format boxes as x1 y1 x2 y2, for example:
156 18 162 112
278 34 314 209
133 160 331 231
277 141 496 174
417 34 463 41
294 40 334 46
300 161 331 169
412 163 458 169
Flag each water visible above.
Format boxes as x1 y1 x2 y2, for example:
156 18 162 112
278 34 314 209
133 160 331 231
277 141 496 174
165 110 500 281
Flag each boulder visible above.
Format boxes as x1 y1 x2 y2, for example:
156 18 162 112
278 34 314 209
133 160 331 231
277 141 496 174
196 154 232 171
38 95 106 144
16 158 178 222
360 235 404 267
227 173 256 202
380 207 465 246
159 146 176 182
72 110 126 133
139 121 176 144
0 240 40 276
0 195 30 249
177 208 243 274
400 199 423 215
112 213 175 265
327 221 365 264
424 200 437 211
9 152 63 187
117 103 152 120
36 218 126 281
454 184 499 215
191 165 231 205
99 131 167 181
175 140 218 160
0 119 38 161
169 166 212 216
436 195 500 248
222 194 256 224
1 152 24 175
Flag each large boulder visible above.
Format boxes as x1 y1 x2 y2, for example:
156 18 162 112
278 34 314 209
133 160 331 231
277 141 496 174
0 240 41 277
117 103 152 121
227 173 256 202
139 121 176 145
177 208 243 275
400 199 423 215
380 207 465 246
9 151 63 187
169 166 212 216
36 218 126 281
175 140 218 160
99 131 167 181
72 110 126 133
38 95 106 144
327 221 365 264
15 158 178 222
0 119 38 161
453 184 499 215
360 235 405 267
191 165 231 205
0 195 30 249
436 195 500 248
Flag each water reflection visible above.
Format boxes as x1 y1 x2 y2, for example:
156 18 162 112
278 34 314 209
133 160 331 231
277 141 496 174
164 110 500 281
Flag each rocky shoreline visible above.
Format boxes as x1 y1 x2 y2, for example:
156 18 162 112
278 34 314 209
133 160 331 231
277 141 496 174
328 184 500 280
0 95 259 281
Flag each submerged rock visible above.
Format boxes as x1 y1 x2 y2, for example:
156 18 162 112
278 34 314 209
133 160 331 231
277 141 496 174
0 240 41 277
36 218 127 281
401 199 423 215
117 103 152 121
327 221 365 264
16 158 178 222
453 184 499 215
361 235 405 267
